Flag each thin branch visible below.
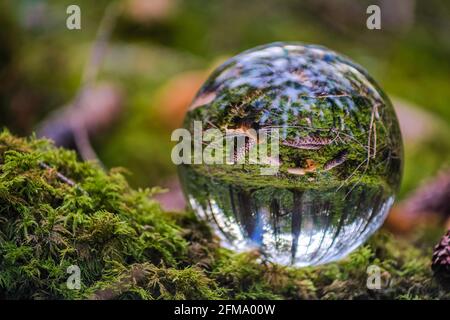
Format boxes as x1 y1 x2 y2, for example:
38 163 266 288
39 162 87 194
80 2 122 88
71 2 122 166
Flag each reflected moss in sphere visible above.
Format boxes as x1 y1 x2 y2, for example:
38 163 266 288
178 42 403 267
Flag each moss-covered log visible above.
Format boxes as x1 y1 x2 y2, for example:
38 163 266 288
0 130 448 299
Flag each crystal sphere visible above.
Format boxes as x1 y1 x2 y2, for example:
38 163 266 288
178 42 403 266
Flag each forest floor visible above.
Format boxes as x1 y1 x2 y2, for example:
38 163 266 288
0 131 448 300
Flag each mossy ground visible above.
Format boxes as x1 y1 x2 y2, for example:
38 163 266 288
0 130 448 300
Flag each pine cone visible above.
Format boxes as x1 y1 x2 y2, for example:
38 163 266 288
432 229 450 281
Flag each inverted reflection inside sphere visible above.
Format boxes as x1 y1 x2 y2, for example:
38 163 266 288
178 42 403 267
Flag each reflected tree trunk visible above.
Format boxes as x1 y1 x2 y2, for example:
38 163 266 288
291 190 304 262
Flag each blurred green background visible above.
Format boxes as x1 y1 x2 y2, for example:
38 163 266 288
0 0 449 201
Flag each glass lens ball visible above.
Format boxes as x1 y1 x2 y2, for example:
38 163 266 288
178 42 403 267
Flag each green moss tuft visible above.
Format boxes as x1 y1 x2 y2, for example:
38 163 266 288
0 130 447 299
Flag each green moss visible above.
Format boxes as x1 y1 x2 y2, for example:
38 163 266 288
0 130 447 300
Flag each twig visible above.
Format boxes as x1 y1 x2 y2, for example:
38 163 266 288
335 158 368 192
80 2 122 87
373 120 377 159
71 2 122 167
39 162 87 194
340 104 379 197
367 104 375 160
